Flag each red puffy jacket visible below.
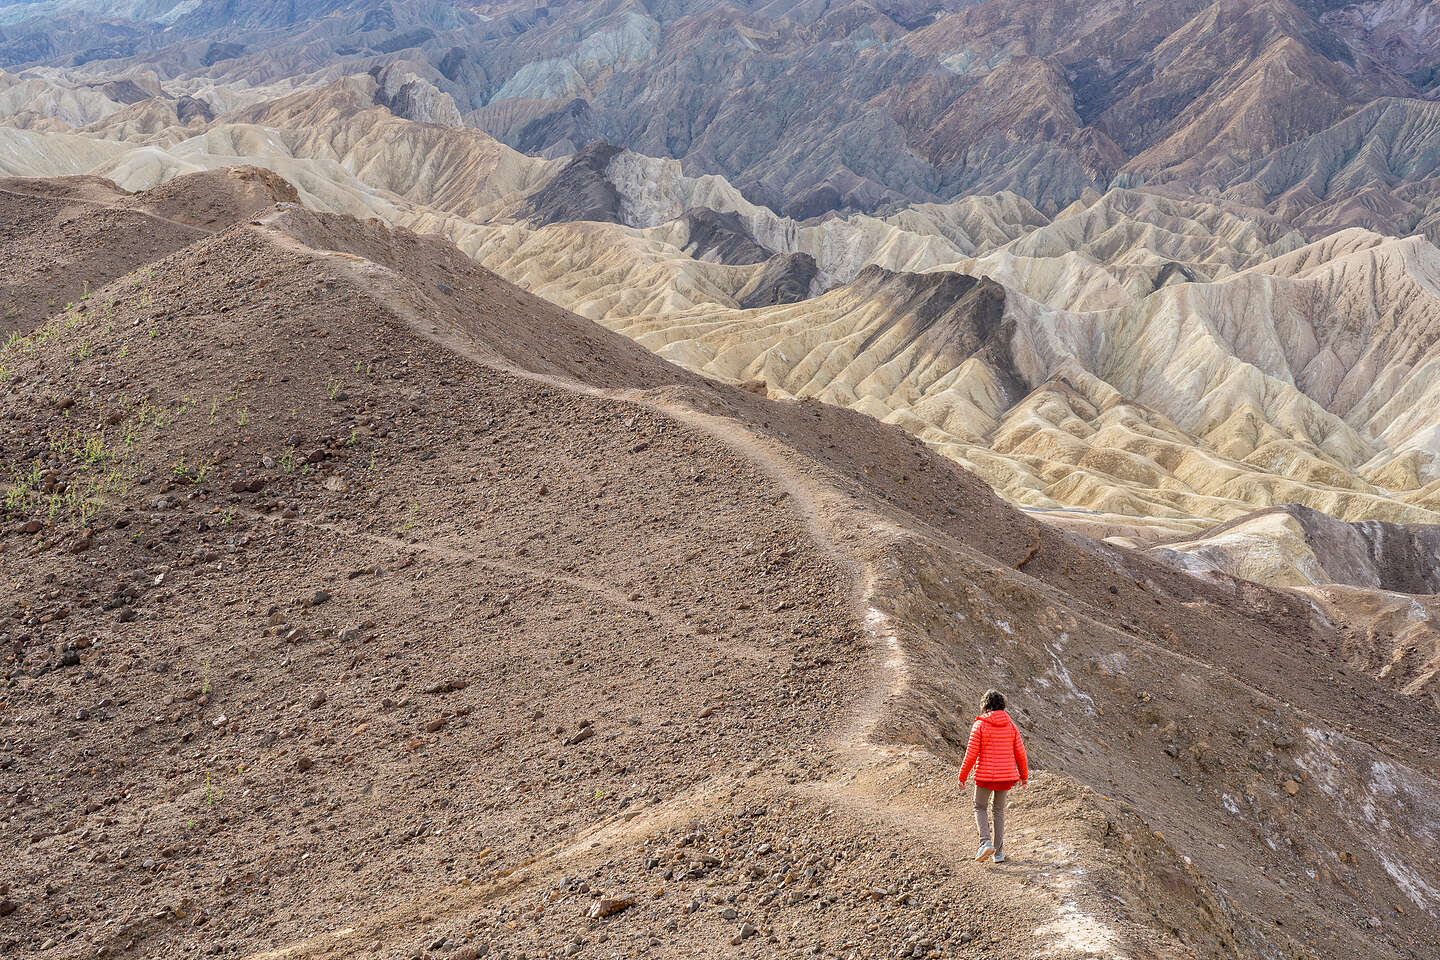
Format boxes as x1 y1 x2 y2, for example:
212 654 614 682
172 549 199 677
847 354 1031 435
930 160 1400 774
958 710 1029 789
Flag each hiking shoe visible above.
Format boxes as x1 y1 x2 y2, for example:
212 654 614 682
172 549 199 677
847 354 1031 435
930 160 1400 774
993 851 1007 863
975 842 994 862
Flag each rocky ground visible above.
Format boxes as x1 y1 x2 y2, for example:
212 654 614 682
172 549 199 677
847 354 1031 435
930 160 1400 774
0 167 295 334
0 172 1437 960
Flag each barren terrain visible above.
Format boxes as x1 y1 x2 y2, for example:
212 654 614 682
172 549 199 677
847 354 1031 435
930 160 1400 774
1 173 1437 960
3 2 1440 956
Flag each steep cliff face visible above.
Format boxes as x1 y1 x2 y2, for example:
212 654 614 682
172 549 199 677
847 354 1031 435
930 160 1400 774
522 141 623 227
369 64 464 126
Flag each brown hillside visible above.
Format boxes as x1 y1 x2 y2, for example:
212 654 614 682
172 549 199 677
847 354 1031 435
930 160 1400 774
0 167 296 334
0 175 1436 960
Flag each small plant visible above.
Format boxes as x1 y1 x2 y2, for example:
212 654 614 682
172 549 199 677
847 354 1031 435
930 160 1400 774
219 507 235 526
209 399 218 425
81 433 108 466
172 453 215 485
78 499 99 525
398 501 419 532
4 462 42 514
201 660 212 696
279 448 297 474
237 407 249 427
327 378 343 401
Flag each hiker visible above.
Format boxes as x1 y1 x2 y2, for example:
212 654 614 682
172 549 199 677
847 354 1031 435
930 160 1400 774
957 688 1028 863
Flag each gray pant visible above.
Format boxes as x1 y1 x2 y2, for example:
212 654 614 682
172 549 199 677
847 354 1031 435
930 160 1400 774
974 786 1009 853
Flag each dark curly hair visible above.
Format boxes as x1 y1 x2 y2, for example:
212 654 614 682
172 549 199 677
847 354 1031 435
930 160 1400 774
982 689 1006 712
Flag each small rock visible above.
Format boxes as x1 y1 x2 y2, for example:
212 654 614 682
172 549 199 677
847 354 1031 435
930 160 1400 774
308 589 332 607
1283 780 1299 796
587 897 634 919
566 727 595 745
295 756 314 773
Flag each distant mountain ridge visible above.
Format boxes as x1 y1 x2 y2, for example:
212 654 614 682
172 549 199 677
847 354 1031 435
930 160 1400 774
5 72 1440 539
9 0 1440 218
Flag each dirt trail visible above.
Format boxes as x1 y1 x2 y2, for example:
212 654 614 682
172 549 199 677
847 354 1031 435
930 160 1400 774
8 198 1434 960
248 226 1142 959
